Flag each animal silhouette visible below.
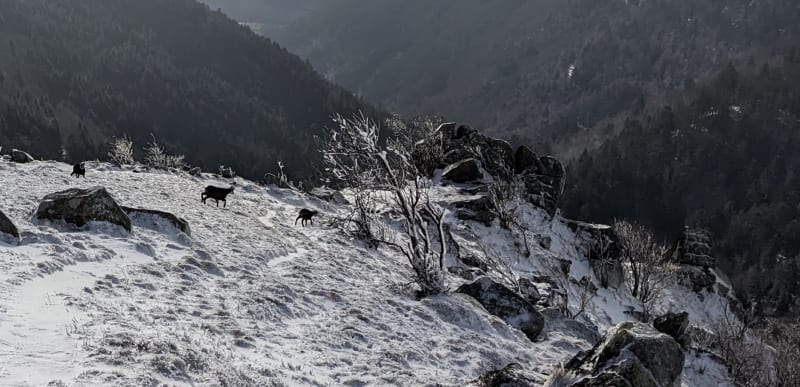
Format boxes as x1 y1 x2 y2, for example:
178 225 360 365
295 209 319 226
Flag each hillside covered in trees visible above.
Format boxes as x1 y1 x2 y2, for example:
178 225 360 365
213 0 800 158
0 0 373 179
564 53 800 316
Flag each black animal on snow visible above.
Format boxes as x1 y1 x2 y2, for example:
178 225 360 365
202 185 234 207
71 162 86 178
295 209 319 226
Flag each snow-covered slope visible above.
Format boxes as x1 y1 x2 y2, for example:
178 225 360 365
0 160 734 386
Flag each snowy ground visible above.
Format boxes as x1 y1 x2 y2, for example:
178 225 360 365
0 160 734 386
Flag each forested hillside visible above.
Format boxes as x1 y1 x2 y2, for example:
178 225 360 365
216 0 800 157
0 0 373 179
564 53 800 316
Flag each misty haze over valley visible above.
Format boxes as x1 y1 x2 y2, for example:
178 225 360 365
1 0 800 386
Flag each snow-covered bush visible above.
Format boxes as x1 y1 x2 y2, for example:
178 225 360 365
321 112 448 296
385 114 446 176
710 307 774 386
615 220 675 321
144 135 187 170
108 135 135 166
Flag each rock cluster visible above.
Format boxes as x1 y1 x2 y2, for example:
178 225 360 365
434 123 566 216
670 227 717 293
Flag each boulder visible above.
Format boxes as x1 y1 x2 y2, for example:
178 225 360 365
442 158 483 183
456 209 495 226
11 149 34 163
541 307 602 346
35 187 131 232
670 227 716 268
309 187 349 205
677 266 716 293
453 196 495 226
0 209 20 244
567 321 685 387
122 207 191 236
654 312 690 346
457 276 545 341
448 266 485 281
466 363 539 387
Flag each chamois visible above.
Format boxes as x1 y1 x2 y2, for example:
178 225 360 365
71 162 86 178
201 185 234 207
295 209 319 227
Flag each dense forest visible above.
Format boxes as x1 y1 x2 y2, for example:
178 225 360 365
217 0 800 158
0 0 374 179
564 53 800 316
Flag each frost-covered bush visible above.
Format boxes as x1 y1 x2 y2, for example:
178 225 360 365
108 135 135 166
615 220 675 321
320 112 448 296
144 135 187 170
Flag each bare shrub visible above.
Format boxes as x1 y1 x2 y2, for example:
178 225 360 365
144 135 186 170
321 112 448 296
108 135 135 166
712 306 774 386
615 220 675 321
763 319 800 387
593 233 617 288
385 114 446 176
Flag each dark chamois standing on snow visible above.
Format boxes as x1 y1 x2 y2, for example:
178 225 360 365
71 162 86 178
295 209 319 226
201 185 234 207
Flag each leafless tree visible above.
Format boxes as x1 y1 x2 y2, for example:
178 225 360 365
711 305 774 386
615 220 675 321
320 112 448 296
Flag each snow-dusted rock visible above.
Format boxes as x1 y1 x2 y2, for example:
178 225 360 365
0 208 19 244
188 166 202 176
35 186 131 232
654 311 689 346
467 363 539 387
567 321 684 387
443 158 484 183
457 276 545 341
122 206 191 236
11 149 34 163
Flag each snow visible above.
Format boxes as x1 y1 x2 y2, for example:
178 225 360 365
0 160 735 386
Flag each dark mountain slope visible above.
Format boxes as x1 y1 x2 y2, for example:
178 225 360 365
563 53 800 316
212 0 800 158
0 0 374 178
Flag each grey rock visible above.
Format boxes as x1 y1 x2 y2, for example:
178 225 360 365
0 209 20 244
442 158 483 183
448 266 485 281
309 187 349 205
541 307 602 345
466 363 539 387
11 149 34 163
188 167 202 176
568 321 685 387
654 312 690 346
35 187 131 232
122 207 191 236
457 276 545 341
518 278 541 304
456 209 495 226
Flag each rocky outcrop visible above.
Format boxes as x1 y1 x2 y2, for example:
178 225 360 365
671 227 715 268
433 123 566 216
457 276 545 341
35 187 131 232
670 227 718 293
566 321 685 387
11 149 34 163
188 167 202 177
466 363 539 387
122 207 191 236
0 209 20 244
541 308 601 347
442 158 483 183
309 187 349 205
654 311 690 347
